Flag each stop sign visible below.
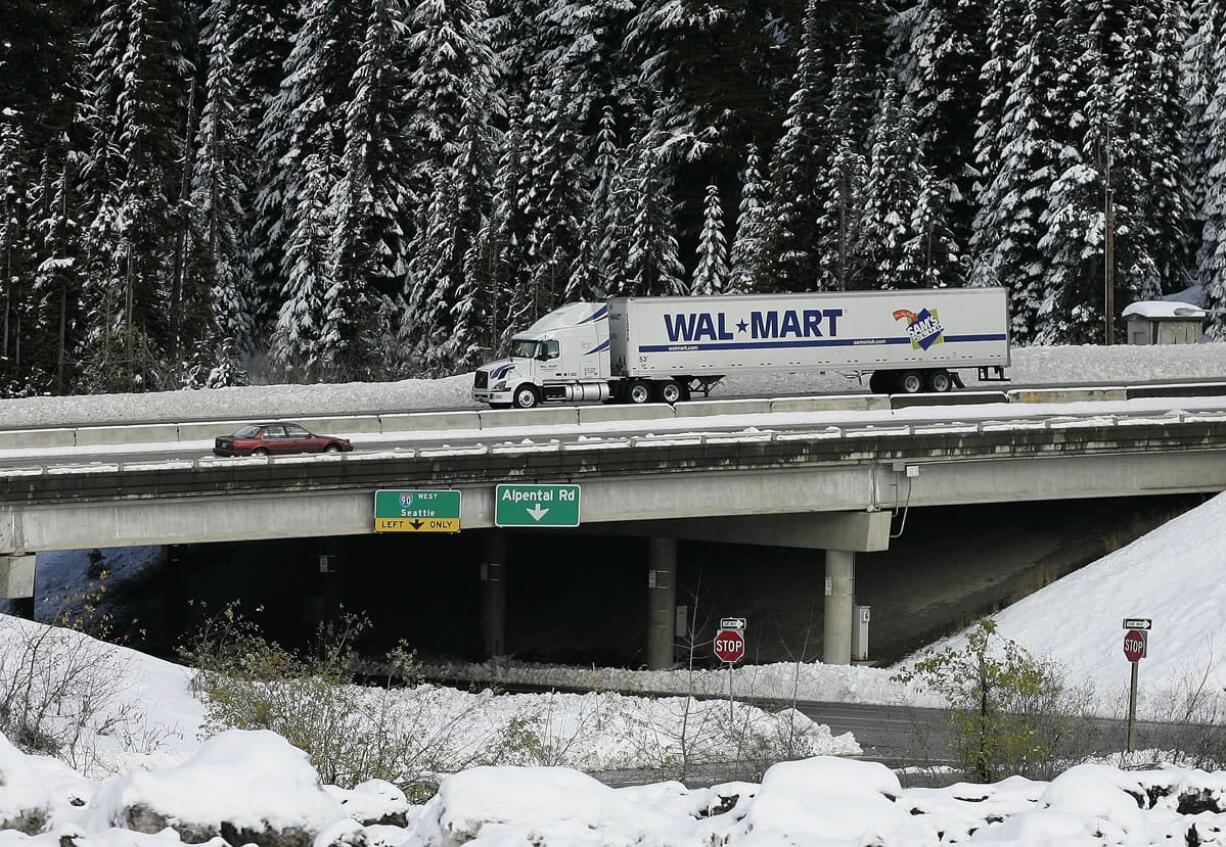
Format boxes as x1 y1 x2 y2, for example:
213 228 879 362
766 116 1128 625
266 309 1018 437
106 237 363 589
714 629 745 664
1123 629 1147 662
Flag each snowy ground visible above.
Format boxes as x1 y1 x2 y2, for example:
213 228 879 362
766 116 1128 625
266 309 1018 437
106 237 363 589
0 613 856 781
2 729 1226 846
919 491 1226 720
0 343 1222 428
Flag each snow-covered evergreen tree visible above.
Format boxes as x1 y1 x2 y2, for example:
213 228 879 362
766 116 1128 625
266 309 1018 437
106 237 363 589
691 184 728 296
904 168 961 289
816 38 873 291
270 144 333 379
0 115 32 387
968 0 1063 340
624 131 684 297
570 105 622 302
192 7 255 374
1194 1 1226 336
406 0 498 176
861 78 923 289
727 143 767 294
760 0 829 292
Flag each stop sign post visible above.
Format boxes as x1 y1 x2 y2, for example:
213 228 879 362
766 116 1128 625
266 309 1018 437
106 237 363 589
1122 619 1151 753
714 618 747 720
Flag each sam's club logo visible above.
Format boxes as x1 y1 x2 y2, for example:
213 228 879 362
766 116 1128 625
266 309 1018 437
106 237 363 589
399 493 414 508
893 308 944 351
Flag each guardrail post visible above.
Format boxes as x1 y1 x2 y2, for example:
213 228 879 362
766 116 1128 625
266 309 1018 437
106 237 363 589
646 537 677 670
823 549 855 665
480 531 508 660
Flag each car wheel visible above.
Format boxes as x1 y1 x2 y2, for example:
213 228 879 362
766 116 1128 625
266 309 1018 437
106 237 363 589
926 370 953 393
657 380 683 405
324 443 342 453
253 448 270 457
513 385 540 409
626 380 652 405
899 371 925 394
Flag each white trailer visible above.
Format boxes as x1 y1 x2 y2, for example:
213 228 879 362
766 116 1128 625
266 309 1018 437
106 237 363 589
471 288 1009 408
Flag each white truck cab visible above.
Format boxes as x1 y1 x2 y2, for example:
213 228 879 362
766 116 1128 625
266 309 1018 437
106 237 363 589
471 303 613 408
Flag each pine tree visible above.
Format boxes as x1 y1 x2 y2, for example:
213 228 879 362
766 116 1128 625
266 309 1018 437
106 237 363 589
0 115 33 390
968 0 1063 340
902 0 991 250
570 104 621 302
861 78 924 289
691 184 728 296
904 167 960 288
270 144 333 379
406 0 498 175
760 0 829 292
816 37 873 291
192 7 255 376
322 0 411 380
1197 4 1226 337
624 132 685 297
728 144 767 294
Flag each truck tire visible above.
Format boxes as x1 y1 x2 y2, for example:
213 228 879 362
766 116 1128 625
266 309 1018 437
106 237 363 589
868 371 893 394
626 380 652 405
898 371 925 394
512 384 541 409
656 380 684 405
926 370 953 393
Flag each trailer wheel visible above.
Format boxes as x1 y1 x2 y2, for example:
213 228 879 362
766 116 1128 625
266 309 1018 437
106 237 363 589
626 380 652 405
512 384 541 409
656 380 684 405
898 371 925 394
926 370 953 393
868 371 893 394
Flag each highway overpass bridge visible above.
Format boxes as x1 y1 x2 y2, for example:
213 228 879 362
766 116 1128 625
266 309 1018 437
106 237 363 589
1 389 1224 669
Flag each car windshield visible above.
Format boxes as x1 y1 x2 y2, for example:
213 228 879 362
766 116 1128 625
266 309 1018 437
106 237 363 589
510 339 540 359
233 425 261 438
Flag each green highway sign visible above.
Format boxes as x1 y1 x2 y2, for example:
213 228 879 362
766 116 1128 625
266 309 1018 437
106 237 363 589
494 484 582 528
374 489 462 533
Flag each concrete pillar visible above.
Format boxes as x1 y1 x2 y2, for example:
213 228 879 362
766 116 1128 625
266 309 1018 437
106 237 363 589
646 537 677 670
0 555 36 620
480 532 508 659
823 549 855 665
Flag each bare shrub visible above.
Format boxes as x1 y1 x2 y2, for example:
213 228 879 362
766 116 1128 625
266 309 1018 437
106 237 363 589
0 576 160 773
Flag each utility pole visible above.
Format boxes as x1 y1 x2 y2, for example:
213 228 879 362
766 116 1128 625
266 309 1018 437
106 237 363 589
1104 121 1116 346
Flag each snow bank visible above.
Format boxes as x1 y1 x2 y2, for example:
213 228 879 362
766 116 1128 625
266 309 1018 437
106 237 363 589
3 724 1226 845
921 493 1226 717
89 731 343 843
1 343 1223 428
421 657 940 710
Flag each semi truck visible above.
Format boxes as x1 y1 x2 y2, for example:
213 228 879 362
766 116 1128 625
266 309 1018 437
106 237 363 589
471 288 1010 408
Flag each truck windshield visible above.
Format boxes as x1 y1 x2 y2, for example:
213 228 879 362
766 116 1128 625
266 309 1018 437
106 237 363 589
510 339 540 359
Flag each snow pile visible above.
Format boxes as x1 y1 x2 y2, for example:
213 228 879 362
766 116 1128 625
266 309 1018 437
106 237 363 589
422 658 940 709
6 738 1226 847
924 492 1226 717
0 343 1223 428
89 731 343 843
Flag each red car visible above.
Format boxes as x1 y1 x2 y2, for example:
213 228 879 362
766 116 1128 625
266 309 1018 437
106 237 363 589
213 422 353 457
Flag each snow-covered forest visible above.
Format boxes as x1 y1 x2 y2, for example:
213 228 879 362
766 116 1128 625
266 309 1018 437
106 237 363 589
0 0 1224 396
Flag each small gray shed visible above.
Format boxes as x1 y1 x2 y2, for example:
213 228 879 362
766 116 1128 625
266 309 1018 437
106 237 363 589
1123 301 1207 345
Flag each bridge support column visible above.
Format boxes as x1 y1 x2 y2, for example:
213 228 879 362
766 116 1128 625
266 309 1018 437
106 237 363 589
646 537 677 670
480 532 508 660
0 555 35 620
823 549 855 665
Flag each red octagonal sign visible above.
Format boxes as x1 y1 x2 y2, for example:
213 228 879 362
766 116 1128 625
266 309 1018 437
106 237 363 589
1123 629 1147 663
714 629 746 664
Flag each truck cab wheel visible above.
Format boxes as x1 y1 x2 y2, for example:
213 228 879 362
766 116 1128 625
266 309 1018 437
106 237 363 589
513 385 541 409
899 371 925 394
626 380 652 405
656 380 684 405
926 370 953 393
